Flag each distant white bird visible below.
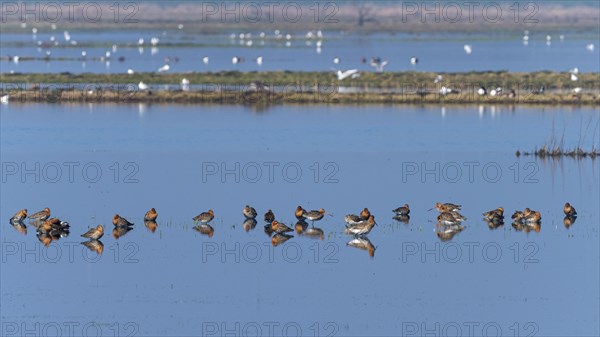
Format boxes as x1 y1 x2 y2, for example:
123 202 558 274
336 69 359 81
1 95 9 104
178 24 184 30
246 40 253 47
181 78 190 91
248 81 269 92
112 44 117 53
256 56 263 65
285 34 292 40
559 35 565 41
32 28 38 34
63 31 71 41
13 56 20 64
157 64 170 72
105 51 111 58
586 43 595 51
439 86 453 96
127 69 135 75
203 56 209 64
464 44 472 54
569 67 579 75
490 87 502 96
232 56 241 64
333 57 340 64
138 82 149 90
572 87 582 94
410 57 418 65
546 35 552 41
434 75 443 83
477 87 486 96
150 37 160 46
259 32 265 38
81 51 87 57
570 73 578 81
523 35 529 41
138 38 144 45
370 59 388 73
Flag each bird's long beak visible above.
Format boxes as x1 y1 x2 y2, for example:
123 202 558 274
427 207 434 211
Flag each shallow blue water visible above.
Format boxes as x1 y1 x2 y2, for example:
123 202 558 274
1 103 599 336
2 31 599 74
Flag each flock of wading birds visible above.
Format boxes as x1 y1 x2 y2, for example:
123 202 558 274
8 202 579 255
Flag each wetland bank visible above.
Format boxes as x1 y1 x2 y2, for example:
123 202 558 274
2 71 599 105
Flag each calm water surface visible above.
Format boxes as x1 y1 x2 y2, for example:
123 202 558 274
1 103 599 336
2 31 599 73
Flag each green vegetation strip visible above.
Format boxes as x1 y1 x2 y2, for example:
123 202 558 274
2 71 599 88
2 71 599 105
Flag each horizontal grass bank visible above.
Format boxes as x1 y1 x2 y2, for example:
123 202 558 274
1 88 598 106
2 71 599 89
1 71 598 105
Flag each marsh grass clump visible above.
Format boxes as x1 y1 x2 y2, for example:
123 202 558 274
518 118 600 159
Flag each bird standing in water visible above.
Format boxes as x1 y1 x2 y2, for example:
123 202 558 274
81 225 104 240
345 215 377 236
563 202 577 217
304 208 326 226
483 207 504 221
264 209 275 224
193 210 214 224
295 206 306 220
113 214 134 227
10 209 27 223
243 205 257 219
393 204 410 216
144 208 158 221
29 207 51 221
271 220 294 233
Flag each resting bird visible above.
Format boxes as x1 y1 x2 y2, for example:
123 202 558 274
113 214 134 227
144 208 158 221
243 205 257 219
29 207 51 221
563 202 577 217
393 204 410 216
81 225 104 240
